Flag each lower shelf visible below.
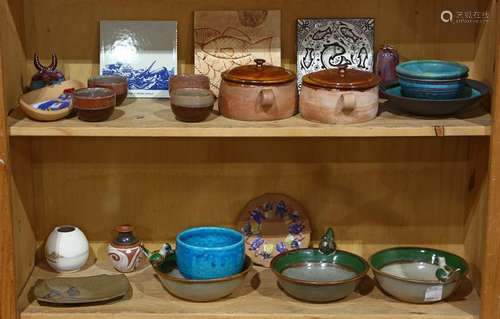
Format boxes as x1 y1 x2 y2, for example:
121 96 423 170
19 261 480 319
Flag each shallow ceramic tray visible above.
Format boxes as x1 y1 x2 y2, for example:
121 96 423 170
237 193 311 267
380 79 489 116
271 248 369 303
19 80 85 121
153 255 252 302
33 274 131 304
369 247 469 303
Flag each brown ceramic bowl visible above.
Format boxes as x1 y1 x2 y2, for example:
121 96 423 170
74 88 116 122
169 74 210 95
88 75 128 106
170 88 216 122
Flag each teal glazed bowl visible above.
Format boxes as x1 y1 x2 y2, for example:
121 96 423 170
271 249 369 302
396 60 469 100
176 227 245 280
370 247 469 303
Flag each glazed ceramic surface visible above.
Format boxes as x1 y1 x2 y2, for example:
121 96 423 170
169 74 210 94
194 10 281 95
380 79 489 116
153 255 252 302
100 20 177 98
45 226 89 272
108 225 143 273
238 193 311 267
271 248 369 303
300 66 380 124
176 227 245 280
376 44 399 83
170 88 216 122
296 18 374 89
20 80 85 121
30 53 65 91
396 60 469 100
88 75 128 106
34 274 130 304
370 247 469 303
73 88 116 122
219 59 297 121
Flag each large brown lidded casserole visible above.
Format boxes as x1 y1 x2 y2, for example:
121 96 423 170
219 59 297 121
300 65 381 124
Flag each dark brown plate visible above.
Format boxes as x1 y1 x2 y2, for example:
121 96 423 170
33 274 131 304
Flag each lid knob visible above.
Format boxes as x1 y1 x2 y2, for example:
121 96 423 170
254 59 266 67
337 64 349 78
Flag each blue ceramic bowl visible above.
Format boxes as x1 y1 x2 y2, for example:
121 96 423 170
176 227 245 280
396 60 469 100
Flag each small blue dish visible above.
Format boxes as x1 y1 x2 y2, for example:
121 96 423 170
176 227 245 280
396 60 469 100
396 60 469 80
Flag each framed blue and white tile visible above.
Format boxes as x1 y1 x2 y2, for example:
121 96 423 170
100 20 177 98
297 18 374 89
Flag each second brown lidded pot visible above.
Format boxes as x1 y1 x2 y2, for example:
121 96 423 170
219 59 297 121
300 65 381 124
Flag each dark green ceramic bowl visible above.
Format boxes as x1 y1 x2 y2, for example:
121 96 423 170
370 247 469 303
271 248 369 302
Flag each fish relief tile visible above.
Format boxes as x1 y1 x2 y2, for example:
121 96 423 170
297 18 375 90
194 10 281 96
100 21 177 98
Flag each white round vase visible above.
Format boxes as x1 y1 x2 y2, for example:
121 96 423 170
45 225 89 272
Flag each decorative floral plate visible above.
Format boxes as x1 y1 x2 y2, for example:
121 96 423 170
237 193 311 267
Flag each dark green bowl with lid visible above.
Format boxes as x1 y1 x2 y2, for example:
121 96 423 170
270 228 369 303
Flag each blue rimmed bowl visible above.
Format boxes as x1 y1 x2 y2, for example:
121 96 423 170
396 60 469 100
176 227 245 280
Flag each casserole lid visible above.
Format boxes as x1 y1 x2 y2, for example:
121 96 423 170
302 65 380 90
222 59 296 84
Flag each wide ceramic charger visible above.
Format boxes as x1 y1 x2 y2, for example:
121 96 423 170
237 193 311 267
380 79 489 116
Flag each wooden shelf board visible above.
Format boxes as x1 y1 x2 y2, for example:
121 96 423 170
19 261 480 319
8 99 491 137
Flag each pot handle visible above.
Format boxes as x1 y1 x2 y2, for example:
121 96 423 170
340 92 356 112
259 89 275 109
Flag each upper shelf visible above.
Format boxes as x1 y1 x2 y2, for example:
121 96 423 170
8 99 491 137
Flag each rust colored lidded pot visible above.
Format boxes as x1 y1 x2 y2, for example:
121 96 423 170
219 59 297 121
300 65 381 124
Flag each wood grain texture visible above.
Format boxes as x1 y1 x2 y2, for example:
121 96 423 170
0 0 26 112
9 137 37 296
18 260 480 319
29 136 470 261
7 100 491 137
21 0 483 86
481 0 500 318
0 31 18 319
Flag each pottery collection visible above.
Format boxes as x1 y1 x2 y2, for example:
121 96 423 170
108 225 143 273
45 225 89 272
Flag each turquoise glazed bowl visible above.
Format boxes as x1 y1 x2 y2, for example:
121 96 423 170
370 247 469 303
396 60 469 100
176 227 245 280
271 248 369 303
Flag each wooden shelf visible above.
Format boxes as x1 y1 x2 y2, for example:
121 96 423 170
19 260 479 319
8 99 491 137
